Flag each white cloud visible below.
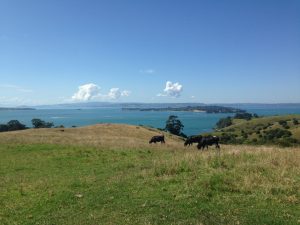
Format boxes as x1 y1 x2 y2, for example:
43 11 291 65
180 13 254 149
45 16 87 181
140 69 155 74
121 90 131 97
191 96 195 99
107 88 121 100
72 83 101 101
71 83 130 101
158 81 183 98
107 88 131 99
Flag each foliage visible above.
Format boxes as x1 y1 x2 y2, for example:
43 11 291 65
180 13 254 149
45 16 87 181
234 112 253 120
32 118 54 128
216 117 232 129
0 124 8 132
263 128 292 141
292 118 299 125
4 120 27 131
164 115 185 137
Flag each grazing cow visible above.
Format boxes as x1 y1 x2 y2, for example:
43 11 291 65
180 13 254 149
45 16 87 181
197 135 220 150
184 135 202 146
149 135 165 144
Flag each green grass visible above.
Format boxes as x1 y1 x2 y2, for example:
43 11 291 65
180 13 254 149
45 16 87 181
211 115 300 146
1 144 299 225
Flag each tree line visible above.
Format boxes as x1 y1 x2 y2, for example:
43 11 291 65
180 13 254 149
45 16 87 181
0 118 55 132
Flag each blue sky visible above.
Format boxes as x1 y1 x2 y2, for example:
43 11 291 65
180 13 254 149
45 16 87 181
0 0 299 106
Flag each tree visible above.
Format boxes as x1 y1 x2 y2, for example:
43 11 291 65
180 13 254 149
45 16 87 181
0 124 8 132
234 112 253 120
32 118 54 128
216 117 232 129
6 120 27 131
165 115 185 136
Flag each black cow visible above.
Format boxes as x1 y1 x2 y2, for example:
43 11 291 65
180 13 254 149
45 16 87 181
184 135 202 146
197 135 220 150
149 135 165 144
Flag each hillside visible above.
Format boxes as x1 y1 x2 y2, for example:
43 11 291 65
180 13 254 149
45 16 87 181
0 124 300 225
0 123 184 149
211 115 300 146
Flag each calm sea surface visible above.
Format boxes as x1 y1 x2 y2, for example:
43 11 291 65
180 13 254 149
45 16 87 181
1 106 300 136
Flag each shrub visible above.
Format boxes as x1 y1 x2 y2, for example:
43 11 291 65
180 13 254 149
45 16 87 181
32 118 54 128
0 124 8 132
216 117 232 129
263 128 292 141
234 112 253 120
278 120 287 127
292 118 299 125
6 120 27 131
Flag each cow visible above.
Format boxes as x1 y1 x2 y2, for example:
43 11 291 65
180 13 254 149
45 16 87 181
149 135 165 144
184 135 202 146
197 135 220 150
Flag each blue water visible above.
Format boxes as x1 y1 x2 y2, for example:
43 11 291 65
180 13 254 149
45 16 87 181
1 106 300 136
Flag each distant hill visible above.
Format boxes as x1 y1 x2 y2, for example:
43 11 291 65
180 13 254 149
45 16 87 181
122 105 246 113
206 114 300 147
0 107 35 111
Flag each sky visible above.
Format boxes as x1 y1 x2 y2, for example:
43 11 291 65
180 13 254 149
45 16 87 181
0 0 299 106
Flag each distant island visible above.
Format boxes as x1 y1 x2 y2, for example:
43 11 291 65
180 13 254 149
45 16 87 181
122 105 246 114
0 107 35 111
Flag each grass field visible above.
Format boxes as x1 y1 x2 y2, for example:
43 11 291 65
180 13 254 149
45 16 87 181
1 124 299 225
210 115 300 146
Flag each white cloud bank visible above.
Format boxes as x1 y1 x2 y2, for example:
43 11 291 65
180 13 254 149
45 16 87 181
72 83 130 101
158 81 183 98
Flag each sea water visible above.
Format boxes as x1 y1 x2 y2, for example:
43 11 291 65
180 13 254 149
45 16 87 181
1 106 300 136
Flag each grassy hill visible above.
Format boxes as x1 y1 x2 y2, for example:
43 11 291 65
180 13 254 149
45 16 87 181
210 115 300 147
0 124 299 225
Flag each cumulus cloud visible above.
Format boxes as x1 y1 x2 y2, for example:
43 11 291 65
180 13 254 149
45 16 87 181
71 83 130 101
158 81 183 98
72 83 101 101
106 88 131 99
121 90 131 97
107 88 121 100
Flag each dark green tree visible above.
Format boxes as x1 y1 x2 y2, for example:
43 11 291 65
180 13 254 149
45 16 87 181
32 118 54 128
6 120 27 131
0 124 8 132
216 117 232 129
165 115 185 136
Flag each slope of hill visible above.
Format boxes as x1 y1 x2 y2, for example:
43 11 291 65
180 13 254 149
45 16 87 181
211 115 300 146
0 123 184 149
0 124 299 225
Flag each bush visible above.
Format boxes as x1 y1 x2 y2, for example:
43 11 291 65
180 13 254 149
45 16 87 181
292 118 299 125
32 118 54 128
263 128 292 141
6 120 27 131
216 117 232 129
234 112 253 120
278 120 287 127
220 133 237 144
0 124 8 132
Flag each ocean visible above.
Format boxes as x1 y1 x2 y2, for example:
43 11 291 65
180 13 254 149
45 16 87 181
1 105 300 136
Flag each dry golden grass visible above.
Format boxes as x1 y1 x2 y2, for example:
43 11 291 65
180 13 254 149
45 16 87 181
0 123 184 149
